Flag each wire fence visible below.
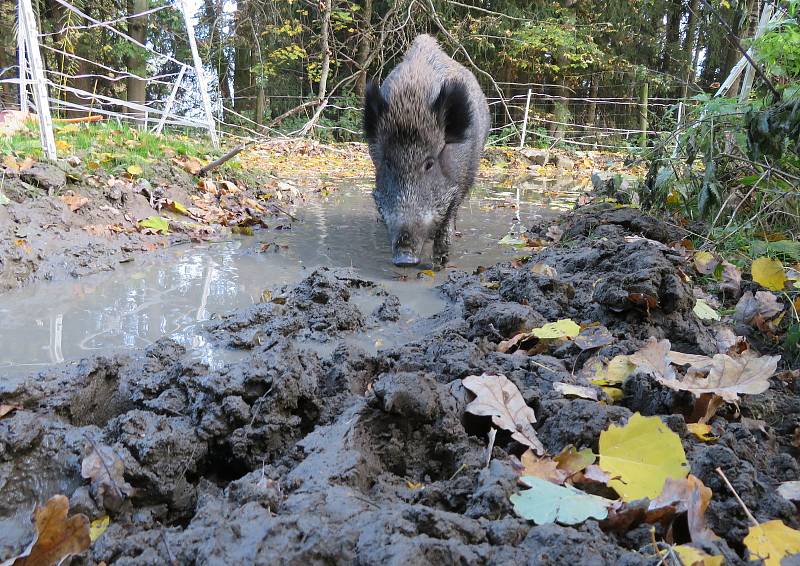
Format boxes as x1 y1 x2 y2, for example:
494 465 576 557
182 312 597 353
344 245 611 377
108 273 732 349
1 0 688 159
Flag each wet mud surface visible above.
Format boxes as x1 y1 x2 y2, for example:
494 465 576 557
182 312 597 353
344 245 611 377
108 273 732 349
1 205 798 564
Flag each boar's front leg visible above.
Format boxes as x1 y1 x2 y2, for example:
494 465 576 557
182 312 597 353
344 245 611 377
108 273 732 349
432 215 455 265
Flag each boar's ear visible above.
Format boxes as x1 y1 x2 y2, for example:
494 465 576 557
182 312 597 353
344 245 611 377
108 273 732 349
432 81 472 144
363 81 387 143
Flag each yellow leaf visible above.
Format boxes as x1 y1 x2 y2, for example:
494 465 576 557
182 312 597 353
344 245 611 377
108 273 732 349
126 164 143 176
89 515 110 542
532 319 581 339
752 257 787 291
55 139 73 152
57 123 80 133
601 386 624 403
686 423 718 442
744 520 800 566
693 251 718 275
673 544 724 566
599 413 689 501
590 355 636 386
419 269 435 278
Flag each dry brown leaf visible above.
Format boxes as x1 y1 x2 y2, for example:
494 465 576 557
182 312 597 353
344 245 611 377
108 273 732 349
173 156 204 175
59 194 90 212
0 404 22 419
515 450 568 484
720 261 742 297
554 445 596 476
667 351 714 373
463 373 544 454
660 351 780 402
6 494 90 566
530 263 557 278
735 291 783 325
690 393 725 424
496 331 538 354
629 338 676 380
648 475 716 542
81 444 134 511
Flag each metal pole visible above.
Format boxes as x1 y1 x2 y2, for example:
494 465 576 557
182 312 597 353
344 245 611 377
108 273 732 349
19 0 57 160
518 88 532 149
153 65 187 135
739 3 774 103
17 0 29 112
180 0 219 148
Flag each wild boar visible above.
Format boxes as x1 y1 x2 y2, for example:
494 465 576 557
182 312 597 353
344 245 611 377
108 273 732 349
363 34 490 266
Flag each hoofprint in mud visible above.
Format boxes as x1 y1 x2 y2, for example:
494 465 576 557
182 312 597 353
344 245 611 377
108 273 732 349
0 205 798 565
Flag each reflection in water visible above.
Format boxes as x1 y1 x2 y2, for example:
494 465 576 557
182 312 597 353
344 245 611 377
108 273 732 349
0 177 582 378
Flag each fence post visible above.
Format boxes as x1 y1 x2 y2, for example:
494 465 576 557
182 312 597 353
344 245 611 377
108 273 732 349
153 65 187 135
180 0 219 148
639 80 649 149
17 1 29 112
518 88 532 149
18 0 57 160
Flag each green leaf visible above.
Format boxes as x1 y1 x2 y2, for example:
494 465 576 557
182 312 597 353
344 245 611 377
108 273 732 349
693 299 721 321
510 476 611 525
138 216 170 234
750 240 800 261
0 192 9 206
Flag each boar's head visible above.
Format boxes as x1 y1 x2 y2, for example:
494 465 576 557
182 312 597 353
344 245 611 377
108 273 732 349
363 80 472 266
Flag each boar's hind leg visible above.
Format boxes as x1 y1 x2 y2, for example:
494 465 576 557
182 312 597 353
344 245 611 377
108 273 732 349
432 217 455 265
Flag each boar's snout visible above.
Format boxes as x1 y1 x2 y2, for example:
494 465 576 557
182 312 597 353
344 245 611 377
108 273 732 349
392 230 421 267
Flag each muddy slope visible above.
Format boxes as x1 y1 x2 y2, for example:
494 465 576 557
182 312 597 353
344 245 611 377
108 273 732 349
1 205 798 565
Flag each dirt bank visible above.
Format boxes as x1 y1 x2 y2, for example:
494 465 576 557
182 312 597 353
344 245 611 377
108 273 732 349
1 204 797 564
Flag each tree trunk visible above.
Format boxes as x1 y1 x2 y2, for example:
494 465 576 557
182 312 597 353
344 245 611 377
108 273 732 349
317 0 333 101
354 0 373 97
255 86 266 127
203 0 233 104
681 0 700 99
126 0 148 122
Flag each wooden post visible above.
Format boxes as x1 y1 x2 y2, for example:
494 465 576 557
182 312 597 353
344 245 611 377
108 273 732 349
153 64 186 135
180 0 219 148
639 80 649 149
19 0 57 160
518 89 532 149
17 1 29 112
739 3 774 103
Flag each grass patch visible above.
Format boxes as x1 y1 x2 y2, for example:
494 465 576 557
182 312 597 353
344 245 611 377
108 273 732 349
0 120 223 177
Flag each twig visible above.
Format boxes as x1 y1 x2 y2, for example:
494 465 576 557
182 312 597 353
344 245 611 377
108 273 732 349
271 203 298 222
160 528 178 566
715 466 759 527
199 143 248 176
485 427 497 468
449 462 468 481
83 434 124 501
699 0 781 103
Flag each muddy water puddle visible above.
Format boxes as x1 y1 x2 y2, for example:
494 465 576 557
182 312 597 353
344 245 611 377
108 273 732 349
0 176 583 381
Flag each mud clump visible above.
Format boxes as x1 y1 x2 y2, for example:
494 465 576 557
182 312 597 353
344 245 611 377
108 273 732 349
1 208 798 564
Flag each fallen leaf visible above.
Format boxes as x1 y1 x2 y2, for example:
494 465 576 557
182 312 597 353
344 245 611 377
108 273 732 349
573 326 614 350
530 263 557 277
629 338 676 381
59 194 90 212
693 299 721 321
589 355 636 386
5 495 90 566
693 251 719 275
667 351 714 372
55 139 73 152
126 164 143 176
164 200 190 216
546 225 564 242
553 382 598 401
648 474 717 542
89 515 110 542
690 393 725 424
599 413 689 501
580 464 612 485
174 156 204 175
511 476 611 525
752 257 787 291
81 444 134 511
735 291 784 324
744 520 800 566
601 386 624 402
777 481 800 502
686 423 718 442
673 545 724 566
554 445 595 476
660 351 780 402
0 404 22 419
720 262 742 296
515 451 567 484
138 216 170 235
497 331 538 354
532 319 581 339
628 292 659 310
463 373 544 454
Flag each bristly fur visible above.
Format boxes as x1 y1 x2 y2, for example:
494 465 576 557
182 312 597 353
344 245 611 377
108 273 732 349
432 81 472 144
361 34 491 266
363 81 387 144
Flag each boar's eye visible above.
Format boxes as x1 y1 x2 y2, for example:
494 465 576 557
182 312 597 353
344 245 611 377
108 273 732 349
423 157 435 172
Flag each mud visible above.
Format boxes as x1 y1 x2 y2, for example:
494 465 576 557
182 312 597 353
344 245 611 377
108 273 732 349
1 204 798 565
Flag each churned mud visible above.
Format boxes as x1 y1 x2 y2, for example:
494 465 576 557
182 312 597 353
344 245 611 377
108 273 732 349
1 203 797 564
